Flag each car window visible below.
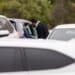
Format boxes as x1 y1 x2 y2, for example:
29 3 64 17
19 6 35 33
24 48 74 70
48 28 75 41
0 47 28 72
0 18 13 33
0 47 74 72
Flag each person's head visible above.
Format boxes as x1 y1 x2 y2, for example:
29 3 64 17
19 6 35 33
30 18 37 27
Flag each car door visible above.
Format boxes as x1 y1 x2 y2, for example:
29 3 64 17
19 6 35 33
22 48 75 75
0 47 29 75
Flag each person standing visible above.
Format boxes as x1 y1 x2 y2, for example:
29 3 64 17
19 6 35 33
30 18 49 39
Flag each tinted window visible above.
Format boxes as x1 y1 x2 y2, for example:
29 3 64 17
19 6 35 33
48 28 75 41
0 47 28 72
25 48 74 70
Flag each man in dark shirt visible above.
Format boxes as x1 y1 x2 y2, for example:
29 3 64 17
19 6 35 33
30 18 49 39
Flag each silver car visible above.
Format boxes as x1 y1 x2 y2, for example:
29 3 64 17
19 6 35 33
0 15 19 38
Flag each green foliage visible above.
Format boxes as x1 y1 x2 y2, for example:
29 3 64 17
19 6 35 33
0 0 53 26
1 0 75 28
0 0 21 17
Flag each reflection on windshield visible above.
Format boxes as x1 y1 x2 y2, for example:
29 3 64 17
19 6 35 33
0 17 13 33
49 28 75 41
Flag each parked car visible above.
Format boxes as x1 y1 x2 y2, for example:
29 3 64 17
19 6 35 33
47 24 75 41
9 18 32 38
0 39 74 75
0 15 19 38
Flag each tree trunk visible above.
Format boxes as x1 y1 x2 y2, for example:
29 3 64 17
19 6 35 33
52 0 65 25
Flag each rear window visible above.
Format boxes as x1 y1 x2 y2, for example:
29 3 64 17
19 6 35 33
0 18 13 33
48 28 75 41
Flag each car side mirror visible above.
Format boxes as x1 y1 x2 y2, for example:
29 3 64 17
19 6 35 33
0 30 9 37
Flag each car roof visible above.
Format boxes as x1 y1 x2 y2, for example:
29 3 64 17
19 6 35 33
0 38 75 58
9 18 32 24
55 24 75 29
0 15 7 19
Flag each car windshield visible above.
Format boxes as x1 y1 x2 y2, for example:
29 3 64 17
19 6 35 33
0 17 13 33
48 28 75 41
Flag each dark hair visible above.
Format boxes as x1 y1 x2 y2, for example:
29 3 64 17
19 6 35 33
30 18 37 23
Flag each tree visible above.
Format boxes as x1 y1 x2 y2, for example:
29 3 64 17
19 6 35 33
52 0 66 25
0 0 52 25
64 0 75 23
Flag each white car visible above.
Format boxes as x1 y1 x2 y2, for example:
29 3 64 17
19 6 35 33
47 24 75 41
0 15 19 38
9 18 32 38
0 39 74 75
